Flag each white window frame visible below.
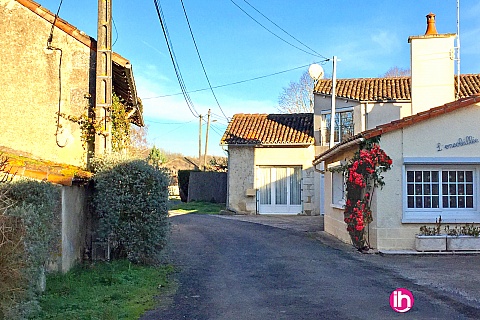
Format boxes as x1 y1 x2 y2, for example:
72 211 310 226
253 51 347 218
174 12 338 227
403 160 480 223
328 161 346 209
321 107 354 146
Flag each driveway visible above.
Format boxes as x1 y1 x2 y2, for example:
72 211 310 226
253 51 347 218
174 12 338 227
142 214 480 319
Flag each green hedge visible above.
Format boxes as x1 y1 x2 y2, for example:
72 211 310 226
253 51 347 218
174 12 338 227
1 180 61 319
93 159 170 264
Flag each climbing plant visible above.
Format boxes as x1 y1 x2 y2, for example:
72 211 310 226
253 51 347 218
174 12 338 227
330 138 393 250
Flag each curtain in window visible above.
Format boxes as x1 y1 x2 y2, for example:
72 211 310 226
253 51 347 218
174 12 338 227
290 167 302 205
258 168 271 205
275 168 288 205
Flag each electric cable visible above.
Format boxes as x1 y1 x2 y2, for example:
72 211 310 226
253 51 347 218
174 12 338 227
229 0 324 58
180 0 230 121
143 61 324 99
112 17 119 47
153 0 200 118
241 0 326 60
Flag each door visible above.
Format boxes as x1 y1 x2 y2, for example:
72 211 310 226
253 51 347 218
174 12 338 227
257 166 302 214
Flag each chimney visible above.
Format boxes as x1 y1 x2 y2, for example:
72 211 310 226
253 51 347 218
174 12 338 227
408 13 456 115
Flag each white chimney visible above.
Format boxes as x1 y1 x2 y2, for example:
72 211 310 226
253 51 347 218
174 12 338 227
409 13 456 115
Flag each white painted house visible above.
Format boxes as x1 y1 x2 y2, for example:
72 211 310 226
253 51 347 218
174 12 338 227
313 13 480 250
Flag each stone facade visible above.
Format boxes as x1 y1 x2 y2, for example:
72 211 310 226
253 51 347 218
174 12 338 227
1 0 95 166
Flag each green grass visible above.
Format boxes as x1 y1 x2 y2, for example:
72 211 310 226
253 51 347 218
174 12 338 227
35 260 174 320
169 200 225 215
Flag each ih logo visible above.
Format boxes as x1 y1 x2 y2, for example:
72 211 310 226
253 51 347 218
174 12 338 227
390 288 414 313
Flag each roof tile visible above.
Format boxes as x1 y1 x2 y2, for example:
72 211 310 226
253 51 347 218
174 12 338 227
221 113 314 145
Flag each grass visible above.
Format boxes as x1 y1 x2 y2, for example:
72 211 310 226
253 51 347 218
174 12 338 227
34 260 174 320
169 200 225 215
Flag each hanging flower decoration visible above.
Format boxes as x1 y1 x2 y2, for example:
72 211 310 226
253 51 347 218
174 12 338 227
331 140 392 250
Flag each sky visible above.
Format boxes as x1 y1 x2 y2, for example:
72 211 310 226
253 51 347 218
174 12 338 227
38 0 480 157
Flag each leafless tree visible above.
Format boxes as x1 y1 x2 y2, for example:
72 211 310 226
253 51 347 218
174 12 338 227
381 66 411 77
277 71 314 113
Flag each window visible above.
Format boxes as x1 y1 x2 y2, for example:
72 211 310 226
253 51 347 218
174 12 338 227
328 161 346 208
404 165 479 223
322 109 354 145
257 167 302 213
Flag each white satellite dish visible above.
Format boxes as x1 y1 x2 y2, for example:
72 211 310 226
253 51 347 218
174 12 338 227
308 63 324 80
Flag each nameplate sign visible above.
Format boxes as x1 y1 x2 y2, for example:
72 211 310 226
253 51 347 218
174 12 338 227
437 136 479 152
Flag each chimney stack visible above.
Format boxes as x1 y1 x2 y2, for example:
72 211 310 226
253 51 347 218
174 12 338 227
408 13 456 115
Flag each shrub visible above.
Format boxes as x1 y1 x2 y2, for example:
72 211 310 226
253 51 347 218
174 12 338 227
1 179 61 319
93 159 170 264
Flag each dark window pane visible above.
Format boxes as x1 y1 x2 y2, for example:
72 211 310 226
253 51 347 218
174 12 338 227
424 185 431 195
449 171 456 182
416 196 423 208
458 171 465 182
432 171 439 182
443 196 449 208
408 196 414 208
424 196 432 208
458 184 465 195
442 184 448 195
415 171 422 182
466 196 474 208
432 196 439 208
450 196 457 208
415 184 422 195
466 171 473 182
407 184 414 195
442 171 448 182
432 184 439 195
466 184 473 195
458 196 465 208
407 171 414 182
423 172 431 182
449 185 457 195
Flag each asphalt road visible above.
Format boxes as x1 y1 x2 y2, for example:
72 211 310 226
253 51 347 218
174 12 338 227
141 214 480 320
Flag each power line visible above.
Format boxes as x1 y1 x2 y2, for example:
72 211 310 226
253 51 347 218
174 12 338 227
229 0 324 58
180 0 230 122
143 61 325 100
241 0 326 60
145 119 194 125
153 0 200 118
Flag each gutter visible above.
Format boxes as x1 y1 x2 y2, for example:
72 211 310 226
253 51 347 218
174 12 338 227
312 137 364 166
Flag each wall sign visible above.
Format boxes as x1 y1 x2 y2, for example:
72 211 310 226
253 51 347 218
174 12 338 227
437 136 479 152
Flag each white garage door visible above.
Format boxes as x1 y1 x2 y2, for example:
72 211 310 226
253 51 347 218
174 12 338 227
257 166 302 214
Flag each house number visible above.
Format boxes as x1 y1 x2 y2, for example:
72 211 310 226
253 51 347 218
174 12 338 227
437 136 479 152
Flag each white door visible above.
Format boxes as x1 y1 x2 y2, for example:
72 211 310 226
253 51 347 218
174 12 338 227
257 167 302 214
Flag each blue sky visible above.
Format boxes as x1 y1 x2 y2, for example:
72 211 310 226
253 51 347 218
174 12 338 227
39 0 480 156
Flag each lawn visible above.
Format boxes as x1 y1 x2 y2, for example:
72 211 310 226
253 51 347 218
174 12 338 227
169 200 225 215
35 260 174 320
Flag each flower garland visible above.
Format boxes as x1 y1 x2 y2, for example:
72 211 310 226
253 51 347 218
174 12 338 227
332 141 392 250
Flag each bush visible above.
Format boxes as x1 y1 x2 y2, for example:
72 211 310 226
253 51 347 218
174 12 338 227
1 180 61 319
93 159 170 264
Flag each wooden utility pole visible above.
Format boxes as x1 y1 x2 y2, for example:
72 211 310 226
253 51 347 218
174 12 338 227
95 0 113 155
198 114 203 170
203 109 211 171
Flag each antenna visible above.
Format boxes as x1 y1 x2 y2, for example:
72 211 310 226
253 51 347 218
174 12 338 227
456 0 461 100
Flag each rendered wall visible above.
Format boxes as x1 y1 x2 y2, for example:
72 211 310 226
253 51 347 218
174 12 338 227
1 0 94 167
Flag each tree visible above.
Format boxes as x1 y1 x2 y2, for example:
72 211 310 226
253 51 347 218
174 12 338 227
381 67 411 77
128 125 150 158
147 145 168 167
278 71 314 113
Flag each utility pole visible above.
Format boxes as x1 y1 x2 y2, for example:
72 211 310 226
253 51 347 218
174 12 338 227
203 109 211 171
198 114 203 170
329 56 338 148
95 0 113 155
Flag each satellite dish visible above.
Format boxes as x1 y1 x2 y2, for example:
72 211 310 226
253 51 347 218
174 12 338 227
308 64 324 80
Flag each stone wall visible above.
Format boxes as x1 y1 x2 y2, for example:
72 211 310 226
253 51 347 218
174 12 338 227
227 146 256 214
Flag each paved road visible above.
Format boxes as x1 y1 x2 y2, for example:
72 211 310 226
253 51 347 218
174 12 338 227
141 214 480 320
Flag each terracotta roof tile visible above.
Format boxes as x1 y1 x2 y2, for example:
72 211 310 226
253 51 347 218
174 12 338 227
221 113 314 145
313 94 480 164
314 75 480 101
